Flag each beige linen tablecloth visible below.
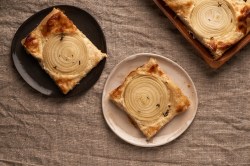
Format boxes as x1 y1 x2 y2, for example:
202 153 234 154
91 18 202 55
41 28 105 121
1 0 250 165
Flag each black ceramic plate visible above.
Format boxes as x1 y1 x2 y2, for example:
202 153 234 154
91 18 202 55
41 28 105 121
11 5 107 97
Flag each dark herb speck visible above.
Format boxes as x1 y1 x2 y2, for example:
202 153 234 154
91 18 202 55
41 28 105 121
60 34 64 41
163 110 169 117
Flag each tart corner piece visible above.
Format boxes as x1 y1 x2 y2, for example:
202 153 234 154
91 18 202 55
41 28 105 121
21 8 107 94
110 58 190 140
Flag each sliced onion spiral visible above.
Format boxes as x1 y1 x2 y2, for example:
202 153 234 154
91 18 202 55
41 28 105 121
43 34 88 75
191 0 235 40
124 75 170 122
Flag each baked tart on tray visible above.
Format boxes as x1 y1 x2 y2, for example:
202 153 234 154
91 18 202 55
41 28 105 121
154 0 250 68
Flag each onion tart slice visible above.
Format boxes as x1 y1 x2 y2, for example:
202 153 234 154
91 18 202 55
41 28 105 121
21 8 107 94
110 58 190 140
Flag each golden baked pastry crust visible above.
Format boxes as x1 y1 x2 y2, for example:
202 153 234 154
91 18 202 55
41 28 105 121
21 8 107 94
110 58 190 140
163 0 250 59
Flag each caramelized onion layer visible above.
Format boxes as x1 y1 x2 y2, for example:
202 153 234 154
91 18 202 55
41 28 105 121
191 0 236 40
43 33 88 75
124 75 170 123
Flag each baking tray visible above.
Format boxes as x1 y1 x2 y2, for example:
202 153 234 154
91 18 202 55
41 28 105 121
153 0 250 69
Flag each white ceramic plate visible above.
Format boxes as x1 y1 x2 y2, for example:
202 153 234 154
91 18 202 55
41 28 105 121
102 53 198 147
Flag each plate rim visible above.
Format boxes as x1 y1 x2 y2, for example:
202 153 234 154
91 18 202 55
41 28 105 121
102 53 198 147
11 5 107 97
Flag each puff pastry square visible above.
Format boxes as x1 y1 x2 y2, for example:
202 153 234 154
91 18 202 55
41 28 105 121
163 0 250 59
21 8 107 94
110 58 190 140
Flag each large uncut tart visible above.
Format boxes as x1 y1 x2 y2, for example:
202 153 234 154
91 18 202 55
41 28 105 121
163 0 250 59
